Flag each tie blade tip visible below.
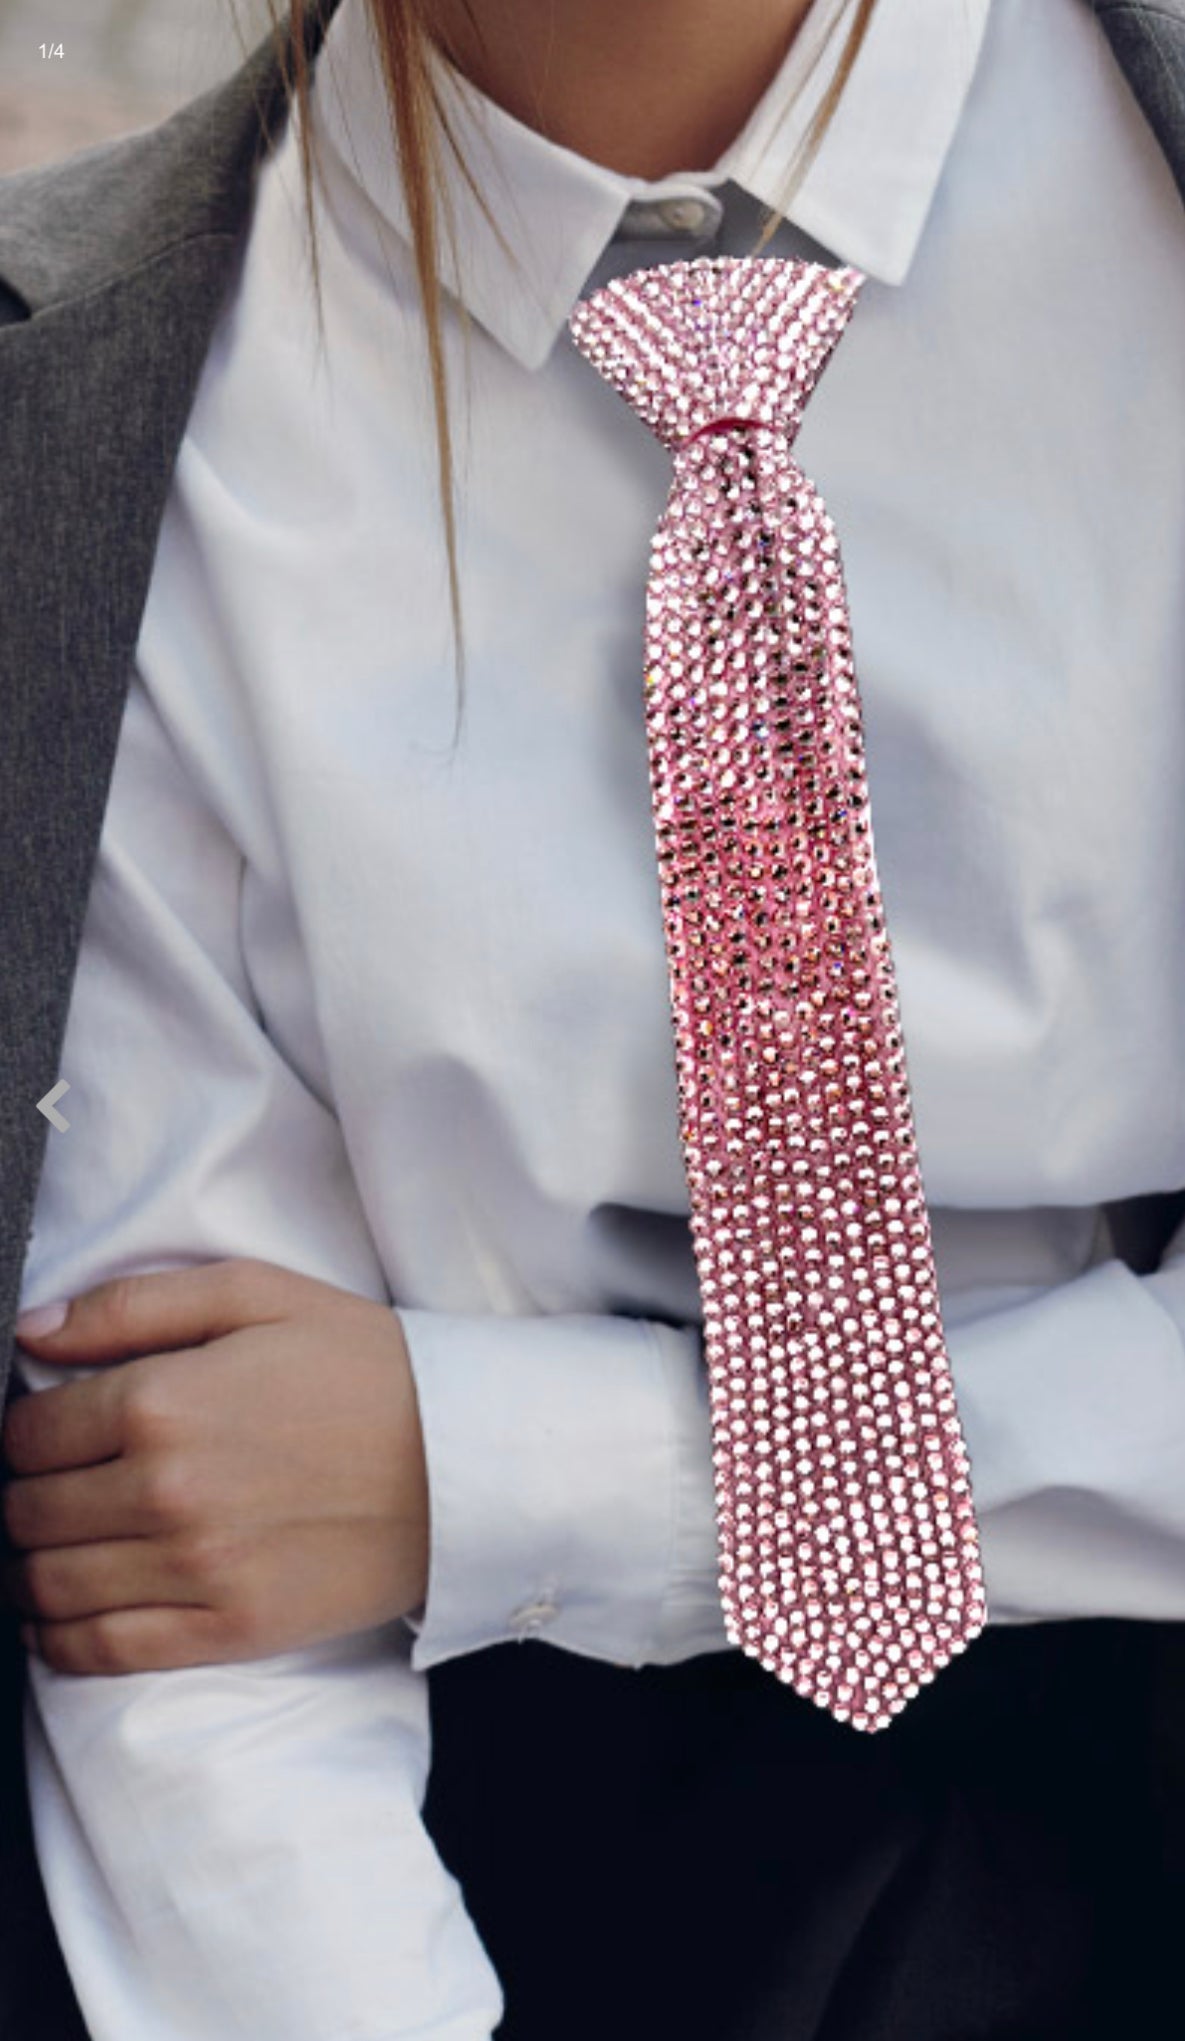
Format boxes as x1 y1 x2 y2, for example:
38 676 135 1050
739 1593 988 1733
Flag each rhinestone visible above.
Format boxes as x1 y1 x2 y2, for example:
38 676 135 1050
568 257 986 1735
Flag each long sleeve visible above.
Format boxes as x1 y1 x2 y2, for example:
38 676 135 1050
401 1235 1185 1680
399 1307 731 1672
947 1254 1185 1621
17 669 504 2041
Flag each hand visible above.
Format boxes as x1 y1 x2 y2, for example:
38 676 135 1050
2 1260 429 1676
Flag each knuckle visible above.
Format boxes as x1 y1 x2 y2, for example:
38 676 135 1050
121 1384 176 1452
177 1532 233 1592
225 1257 286 1316
85 1617 134 1676
217 1600 261 1655
96 1275 141 1339
138 1456 199 1532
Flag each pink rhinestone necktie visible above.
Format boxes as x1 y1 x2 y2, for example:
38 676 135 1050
569 257 987 1732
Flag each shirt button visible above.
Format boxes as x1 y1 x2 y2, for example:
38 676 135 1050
508 1597 559 1637
614 193 722 244
659 196 716 235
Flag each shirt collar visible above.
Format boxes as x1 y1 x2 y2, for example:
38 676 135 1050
313 0 991 371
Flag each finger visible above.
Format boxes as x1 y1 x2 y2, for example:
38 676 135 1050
4 1458 155 1551
4 1539 209 1623
24 1605 238 1678
2 1370 127 1476
11 1259 304 1365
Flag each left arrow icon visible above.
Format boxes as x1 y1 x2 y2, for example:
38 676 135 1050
36 1081 70 1132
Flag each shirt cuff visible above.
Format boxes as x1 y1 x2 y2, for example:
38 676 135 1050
647 1321 733 1663
399 1250 1185 1667
949 1257 1185 1622
397 1306 724 1672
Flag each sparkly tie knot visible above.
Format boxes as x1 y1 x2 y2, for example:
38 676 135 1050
681 413 764 448
569 255 863 451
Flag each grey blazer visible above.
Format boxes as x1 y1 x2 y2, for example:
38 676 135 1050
0 1 1183 2029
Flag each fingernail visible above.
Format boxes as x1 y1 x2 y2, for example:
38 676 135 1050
15 1301 69 1339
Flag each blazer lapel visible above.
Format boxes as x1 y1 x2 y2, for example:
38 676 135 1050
0 10 338 1408
1090 0 1185 203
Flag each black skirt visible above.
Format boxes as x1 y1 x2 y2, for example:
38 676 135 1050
423 1619 1185 2041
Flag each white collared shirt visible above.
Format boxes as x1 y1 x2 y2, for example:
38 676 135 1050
16 0 1185 2034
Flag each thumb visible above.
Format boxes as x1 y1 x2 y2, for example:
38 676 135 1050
13 1259 296 1364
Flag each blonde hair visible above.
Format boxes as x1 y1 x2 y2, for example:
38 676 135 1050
238 0 879 742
